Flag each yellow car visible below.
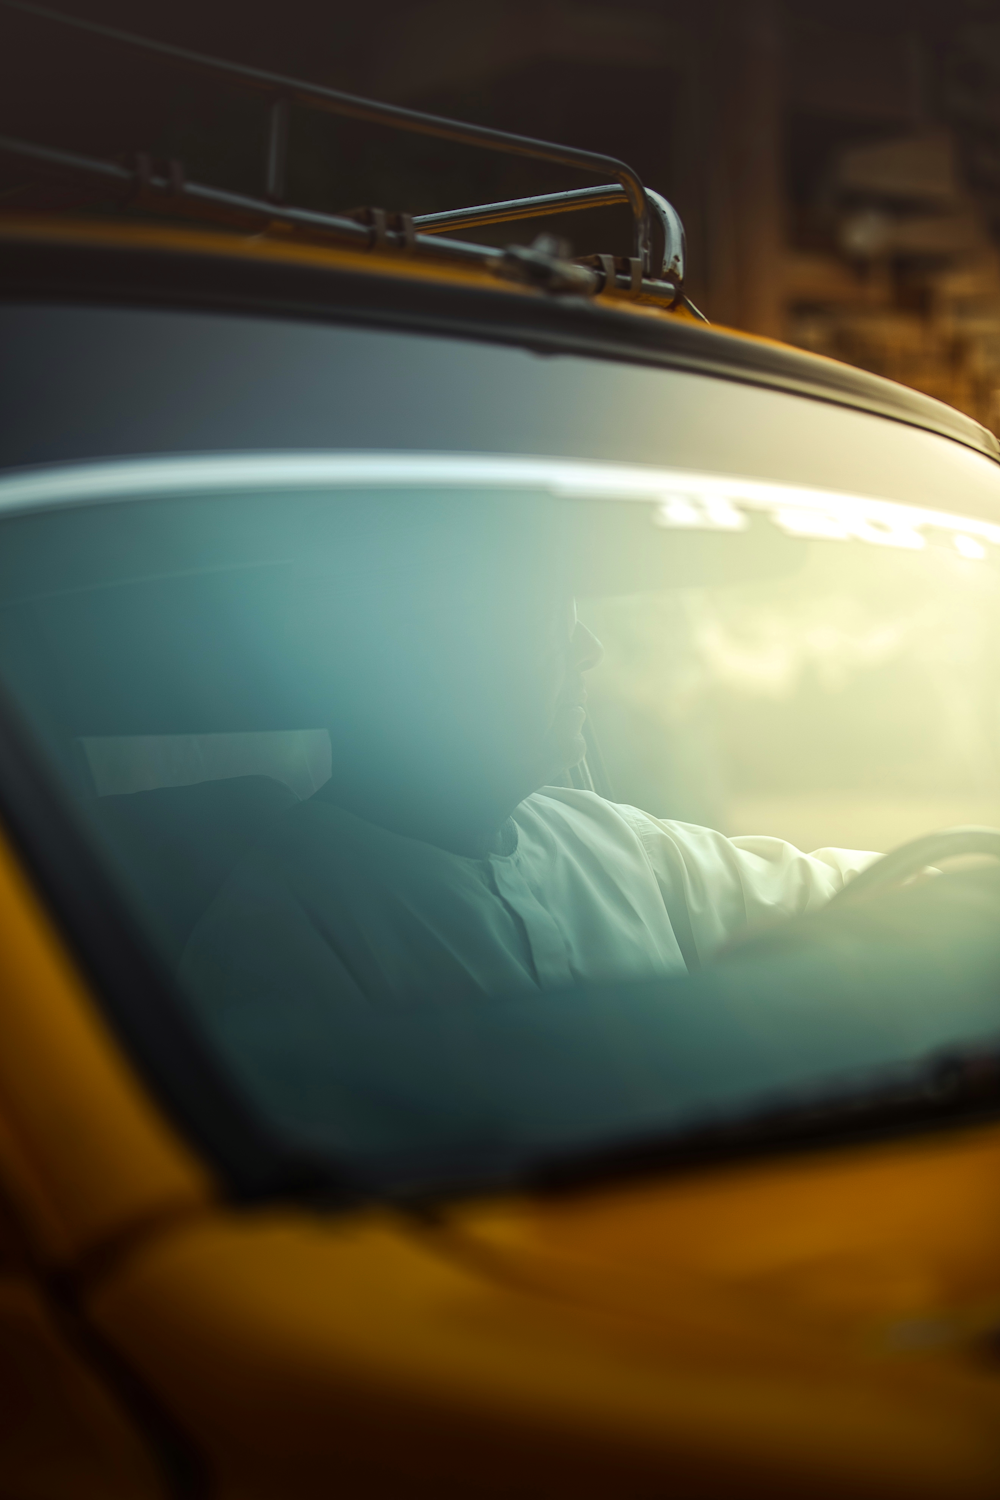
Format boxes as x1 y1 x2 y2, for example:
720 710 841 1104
2 7 1000 1498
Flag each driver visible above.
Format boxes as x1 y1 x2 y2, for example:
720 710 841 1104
180 504 877 1011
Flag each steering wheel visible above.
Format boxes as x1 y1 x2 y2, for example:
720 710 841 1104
828 825 1000 906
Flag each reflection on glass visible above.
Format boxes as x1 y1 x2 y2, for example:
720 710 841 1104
586 537 1000 850
0 452 998 1192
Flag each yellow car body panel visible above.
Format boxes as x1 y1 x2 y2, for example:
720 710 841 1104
0 1272 164 1500
0 820 211 1266
85 1208 1000 1500
446 1129 1000 1353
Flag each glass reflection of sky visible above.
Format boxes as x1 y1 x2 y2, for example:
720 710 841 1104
2 451 999 561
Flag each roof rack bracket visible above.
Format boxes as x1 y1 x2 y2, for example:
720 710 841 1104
415 182 686 288
494 236 600 295
641 189 686 284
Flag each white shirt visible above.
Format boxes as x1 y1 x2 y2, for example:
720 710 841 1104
179 787 877 1013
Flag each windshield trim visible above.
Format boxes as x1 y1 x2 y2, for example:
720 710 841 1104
521 1045 1000 1202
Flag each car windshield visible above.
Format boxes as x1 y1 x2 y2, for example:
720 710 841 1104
4 303 1000 1198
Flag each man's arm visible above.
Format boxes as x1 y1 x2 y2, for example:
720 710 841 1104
616 806 879 968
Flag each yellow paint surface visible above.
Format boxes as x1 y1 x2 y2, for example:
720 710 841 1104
0 824 211 1265
86 1205 1000 1499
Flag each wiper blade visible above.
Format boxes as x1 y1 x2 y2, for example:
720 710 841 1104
523 1044 1000 1197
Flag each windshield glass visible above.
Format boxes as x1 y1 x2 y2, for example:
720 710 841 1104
4 307 1000 1197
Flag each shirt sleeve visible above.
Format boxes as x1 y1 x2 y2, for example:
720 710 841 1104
615 805 880 969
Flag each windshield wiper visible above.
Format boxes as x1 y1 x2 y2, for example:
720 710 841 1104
522 1043 1000 1197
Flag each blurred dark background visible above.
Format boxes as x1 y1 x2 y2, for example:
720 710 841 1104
5 0 1000 429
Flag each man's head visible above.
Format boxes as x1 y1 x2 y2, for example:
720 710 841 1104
316 493 604 845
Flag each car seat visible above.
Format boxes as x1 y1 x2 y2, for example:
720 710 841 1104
94 775 298 966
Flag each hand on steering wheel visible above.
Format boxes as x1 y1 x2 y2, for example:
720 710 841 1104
829 826 1000 906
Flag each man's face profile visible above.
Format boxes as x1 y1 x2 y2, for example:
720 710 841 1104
528 594 605 783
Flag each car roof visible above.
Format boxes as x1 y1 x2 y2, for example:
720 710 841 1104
2 213 998 467
2 1 997 466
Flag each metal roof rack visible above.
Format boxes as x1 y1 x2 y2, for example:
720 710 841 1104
0 0 704 317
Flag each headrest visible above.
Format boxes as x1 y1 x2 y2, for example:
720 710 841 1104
94 774 298 964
